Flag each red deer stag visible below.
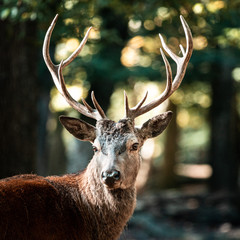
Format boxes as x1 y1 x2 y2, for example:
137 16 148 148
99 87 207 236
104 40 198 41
0 14 193 240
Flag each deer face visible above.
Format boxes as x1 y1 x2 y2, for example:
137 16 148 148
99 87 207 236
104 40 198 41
94 118 141 189
60 111 172 189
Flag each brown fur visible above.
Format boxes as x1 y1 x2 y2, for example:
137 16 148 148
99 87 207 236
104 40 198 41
0 113 172 240
0 172 135 240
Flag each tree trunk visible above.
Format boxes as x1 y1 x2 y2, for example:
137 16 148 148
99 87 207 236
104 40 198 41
209 60 238 191
159 101 179 188
0 20 39 178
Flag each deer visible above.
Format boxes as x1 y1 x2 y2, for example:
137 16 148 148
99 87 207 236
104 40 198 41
0 14 193 240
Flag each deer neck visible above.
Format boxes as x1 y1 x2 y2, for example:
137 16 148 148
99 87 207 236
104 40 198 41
78 162 136 239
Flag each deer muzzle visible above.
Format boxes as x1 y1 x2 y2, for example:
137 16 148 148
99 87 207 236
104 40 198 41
101 170 121 188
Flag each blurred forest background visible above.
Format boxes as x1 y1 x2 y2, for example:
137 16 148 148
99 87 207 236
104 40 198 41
0 0 240 239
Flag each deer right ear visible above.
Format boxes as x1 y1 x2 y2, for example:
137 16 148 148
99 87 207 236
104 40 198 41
59 116 96 143
139 111 173 140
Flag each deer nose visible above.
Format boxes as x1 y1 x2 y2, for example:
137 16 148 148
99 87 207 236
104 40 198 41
101 170 121 187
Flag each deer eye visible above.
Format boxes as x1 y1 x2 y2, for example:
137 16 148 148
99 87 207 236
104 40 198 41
92 146 98 153
131 143 139 151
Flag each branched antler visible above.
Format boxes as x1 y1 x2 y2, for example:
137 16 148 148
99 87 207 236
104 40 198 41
125 15 193 119
43 14 106 121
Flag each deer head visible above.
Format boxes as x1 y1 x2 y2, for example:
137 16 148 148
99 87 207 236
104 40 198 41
43 14 193 190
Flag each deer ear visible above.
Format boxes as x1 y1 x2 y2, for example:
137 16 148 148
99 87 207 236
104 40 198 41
139 111 173 140
59 116 96 143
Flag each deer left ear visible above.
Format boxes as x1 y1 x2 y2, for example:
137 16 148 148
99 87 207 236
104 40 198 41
59 116 96 143
139 111 173 140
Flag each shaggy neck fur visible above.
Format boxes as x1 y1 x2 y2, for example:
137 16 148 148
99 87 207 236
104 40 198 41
77 160 136 240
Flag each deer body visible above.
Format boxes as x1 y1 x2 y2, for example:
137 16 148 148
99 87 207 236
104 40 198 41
0 173 135 240
0 14 193 240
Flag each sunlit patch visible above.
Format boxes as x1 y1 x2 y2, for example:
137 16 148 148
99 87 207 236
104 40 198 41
143 20 155 31
177 109 190 128
143 36 159 53
88 28 101 40
136 139 155 190
121 46 140 67
175 164 212 179
55 42 68 61
141 139 155 159
128 19 142 32
193 36 208 50
108 79 169 125
66 38 80 52
91 17 102 28
206 1 225 13
139 55 152 67
50 85 83 112
64 0 78 10
232 67 240 82
128 36 144 49
64 18 74 25
192 3 204 14
157 7 170 20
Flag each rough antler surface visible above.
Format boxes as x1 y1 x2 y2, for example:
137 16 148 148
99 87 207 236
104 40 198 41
42 14 106 121
125 15 193 120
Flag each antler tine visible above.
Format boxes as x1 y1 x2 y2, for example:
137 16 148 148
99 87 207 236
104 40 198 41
43 14 106 121
62 26 92 68
125 47 173 119
91 91 106 119
42 14 61 93
57 61 103 120
125 91 148 119
125 15 193 119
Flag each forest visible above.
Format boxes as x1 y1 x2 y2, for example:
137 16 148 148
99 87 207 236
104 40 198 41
0 0 240 239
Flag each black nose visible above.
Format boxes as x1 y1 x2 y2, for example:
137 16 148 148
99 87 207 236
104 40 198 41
101 170 120 187
102 170 120 180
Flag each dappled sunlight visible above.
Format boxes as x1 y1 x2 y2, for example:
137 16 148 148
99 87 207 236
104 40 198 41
55 42 68 61
143 36 160 54
171 82 211 109
223 28 240 48
157 7 171 20
143 19 155 31
88 28 101 40
175 164 212 179
193 3 204 14
55 36 94 63
121 35 161 67
121 46 140 67
63 18 74 25
66 38 80 52
206 1 226 13
128 19 142 33
50 84 83 112
141 139 155 160
64 0 78 10
128 36 144 48
232 67 240 82
91 17 102 28
136 139 156 191
193 36 208 50
108 78 170 122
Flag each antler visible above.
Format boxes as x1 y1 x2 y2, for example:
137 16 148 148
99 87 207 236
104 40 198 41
43 14 106 121
125 15 193 119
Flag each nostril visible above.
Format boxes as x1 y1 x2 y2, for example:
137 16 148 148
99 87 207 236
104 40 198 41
111 170 120 180
101 170 120 181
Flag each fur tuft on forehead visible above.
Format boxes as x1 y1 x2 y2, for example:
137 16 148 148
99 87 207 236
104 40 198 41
96 118 135 137
95 119 137 155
